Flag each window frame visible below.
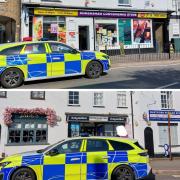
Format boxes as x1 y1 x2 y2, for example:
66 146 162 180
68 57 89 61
93 92 104 107
68 91 80 106
118 0 131 6
86 139 109 152
108 140 134 151
0 45 24 55
117 91 127 108
31 91 46 100
0 91 7 98
161 91 173 109
7 117 48 146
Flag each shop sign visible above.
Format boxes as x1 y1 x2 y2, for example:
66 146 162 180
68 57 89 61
149 110 180 121
13 114 46 121
34 8 78 17
108 116 126 122
67 115 89 122
78 11 137 18
138 13 167 19
89 116 108 122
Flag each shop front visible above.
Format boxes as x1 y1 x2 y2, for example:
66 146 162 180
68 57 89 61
66 113 128 137
22 6 170 53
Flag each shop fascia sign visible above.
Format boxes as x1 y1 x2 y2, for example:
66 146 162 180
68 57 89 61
34 8 167 19
149 110 180 121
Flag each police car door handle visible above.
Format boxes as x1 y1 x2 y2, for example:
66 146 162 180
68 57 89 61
71 158 80 161
102 156 110 159
52 57 60 60
27 58 33 61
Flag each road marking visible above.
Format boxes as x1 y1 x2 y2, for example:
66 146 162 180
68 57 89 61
156 82 179 89
172 175 180 178
111 62 180 70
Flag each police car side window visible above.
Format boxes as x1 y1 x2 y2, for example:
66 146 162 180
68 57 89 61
55 139 82 154
50 43 73 54
86 140 109 152
109 140 134 151
0 45 24 55
23 44 46 54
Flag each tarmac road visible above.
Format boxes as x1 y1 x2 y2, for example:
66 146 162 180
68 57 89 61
12 60 180 89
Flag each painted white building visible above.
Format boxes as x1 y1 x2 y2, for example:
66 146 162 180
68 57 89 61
21 0 173 53
0 91 132 157
133 91 180 157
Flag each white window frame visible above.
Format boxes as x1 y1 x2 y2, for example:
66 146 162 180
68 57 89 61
93 92 104 107
0 91 7 98
161 91 173 109
31 91 45 100
117 91 127 108
68 91 80 106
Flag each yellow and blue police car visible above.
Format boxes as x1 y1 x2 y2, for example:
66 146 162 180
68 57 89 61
0 42 111 88
0 137 152 180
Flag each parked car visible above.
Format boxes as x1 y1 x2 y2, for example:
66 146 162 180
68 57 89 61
0 42 111 88
0 137 152 180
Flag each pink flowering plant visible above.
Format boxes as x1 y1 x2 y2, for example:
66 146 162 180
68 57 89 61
3 107 57 127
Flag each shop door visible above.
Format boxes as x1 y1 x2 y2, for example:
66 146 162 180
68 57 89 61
144 127 154 157
79 26 90 51
155 23 164 53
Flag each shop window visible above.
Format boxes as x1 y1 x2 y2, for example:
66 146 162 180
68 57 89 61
94 92 104 107
96 23 118 48
158 123 178 146
31 91 45 100
118 0 131 6
54 139 82 154
161 91 173 109
23 43 46 54
0 91 7 98
8 118 48 145
86 139 109 152
117 91 127 107
43 16 66 42
49 43 74 54
109 140 134 151
0 45 23 55
68 91 79 105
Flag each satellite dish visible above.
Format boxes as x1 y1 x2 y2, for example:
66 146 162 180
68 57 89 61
116 126 128 137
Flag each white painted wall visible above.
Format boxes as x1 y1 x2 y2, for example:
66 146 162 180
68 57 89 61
133 91 180 155
0 91 132 156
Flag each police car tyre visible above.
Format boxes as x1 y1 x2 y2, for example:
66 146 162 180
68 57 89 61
86 61 102 79
112 165 135 180
1 68 24 88
11 168 36 180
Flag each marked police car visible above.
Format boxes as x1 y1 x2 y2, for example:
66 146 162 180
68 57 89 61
0 137 152 180
0 42 111 88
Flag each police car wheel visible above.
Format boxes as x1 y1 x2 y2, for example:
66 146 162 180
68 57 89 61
11 168 36 180
1 68 24 88
86 61 102 79
112 165 135 180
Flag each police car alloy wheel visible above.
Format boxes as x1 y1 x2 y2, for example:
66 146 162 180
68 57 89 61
1 68 24 88
86 61 102 79
11 168 36 180
112 165 135 180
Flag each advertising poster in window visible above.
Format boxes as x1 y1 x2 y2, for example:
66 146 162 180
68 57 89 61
58 25 66 43
33 16 43 41
118 19 132 45
133 19 152 44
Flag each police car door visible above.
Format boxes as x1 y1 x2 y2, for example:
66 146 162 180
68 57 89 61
48 42 82 76
43 139 83 180
21 43 49 79
85 139 109 180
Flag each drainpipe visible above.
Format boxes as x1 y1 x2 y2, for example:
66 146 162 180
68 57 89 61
130 91 135 139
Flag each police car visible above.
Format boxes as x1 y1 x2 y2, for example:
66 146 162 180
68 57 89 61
0 137 152 180
0 42 110 88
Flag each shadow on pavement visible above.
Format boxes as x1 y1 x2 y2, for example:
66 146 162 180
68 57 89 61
144 173 156 180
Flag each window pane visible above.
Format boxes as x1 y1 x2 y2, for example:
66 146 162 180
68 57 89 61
109 140 134 151
0 45 23 55
24 44 46 54
31 91 45 100
94 92 103 106
69 91 79 105
87 140 109 152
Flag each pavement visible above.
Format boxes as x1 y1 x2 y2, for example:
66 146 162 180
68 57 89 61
11 58 180 89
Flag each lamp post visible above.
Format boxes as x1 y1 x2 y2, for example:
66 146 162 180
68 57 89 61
168 112 173 161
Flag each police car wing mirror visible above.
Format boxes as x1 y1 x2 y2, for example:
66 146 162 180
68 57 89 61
47 148 59 156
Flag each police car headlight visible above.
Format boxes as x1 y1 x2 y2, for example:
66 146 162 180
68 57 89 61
102 55 109 60
0 162 11 168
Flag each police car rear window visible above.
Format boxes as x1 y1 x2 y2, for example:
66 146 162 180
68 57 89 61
109 140 134 151
0 45 24 55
